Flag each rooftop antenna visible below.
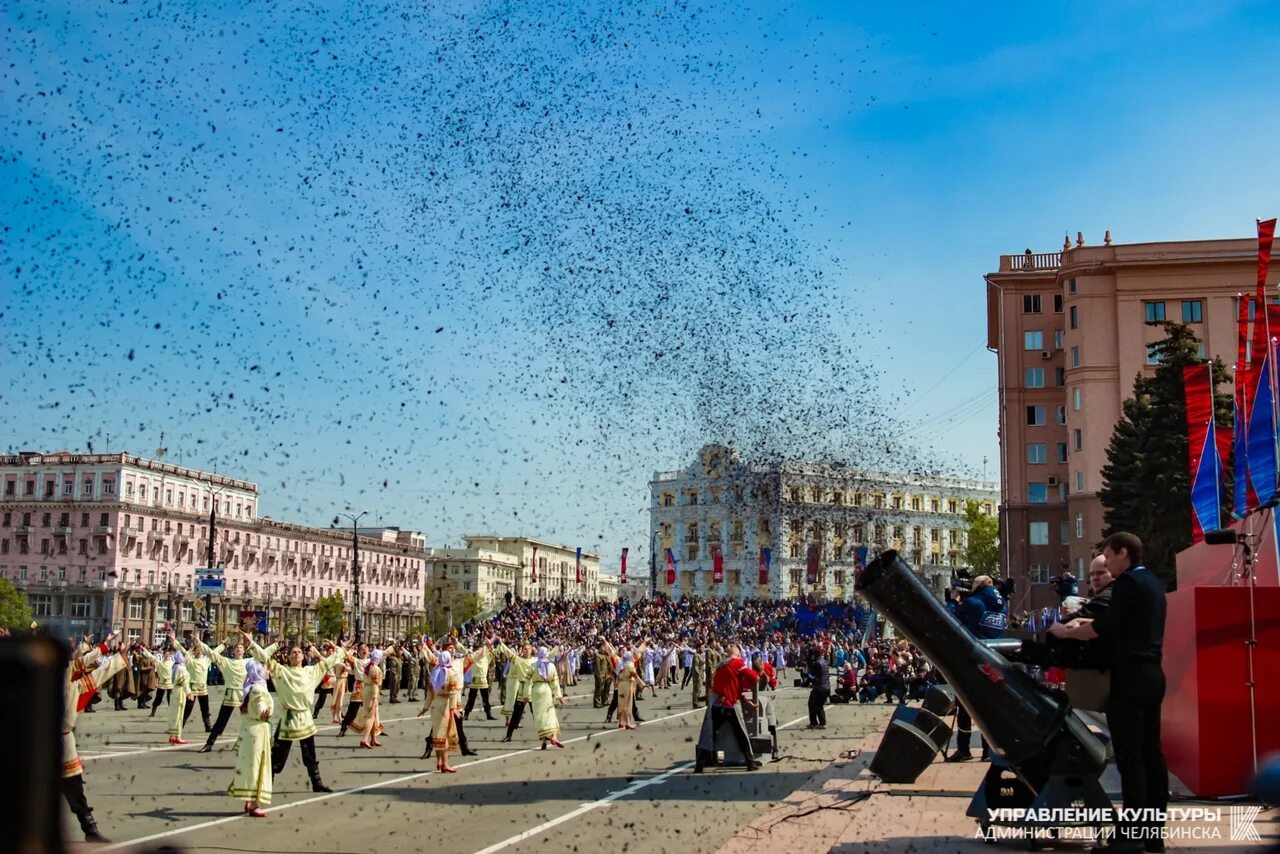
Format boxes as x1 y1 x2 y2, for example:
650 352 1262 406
155 432 168 459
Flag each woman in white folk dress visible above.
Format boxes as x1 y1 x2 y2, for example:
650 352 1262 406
227 660 273 817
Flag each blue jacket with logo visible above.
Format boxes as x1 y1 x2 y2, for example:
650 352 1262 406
955 585 1008 640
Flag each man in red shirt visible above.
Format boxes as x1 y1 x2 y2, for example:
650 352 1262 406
696 644 761 772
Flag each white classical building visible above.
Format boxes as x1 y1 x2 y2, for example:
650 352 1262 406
0 451 427 641
442 536 606 602
650 444 999 602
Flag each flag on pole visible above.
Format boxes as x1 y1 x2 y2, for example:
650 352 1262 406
853 545 869 576
620 547 628 584
1235 295 1254 516
665 548 677 585
806 543 819 585
712 546 724 583
531 545 538 584
758 546 771 585
576 547 582 584
1183 364 1223 543
1249 221 1279 507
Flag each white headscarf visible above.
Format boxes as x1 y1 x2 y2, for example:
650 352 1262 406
366 648 383 675
431 650 452 692
171 651 186 682
535 646 553 680
242 660 266 704
615 650 633 677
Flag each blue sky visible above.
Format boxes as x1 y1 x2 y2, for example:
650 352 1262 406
3 0 1279 571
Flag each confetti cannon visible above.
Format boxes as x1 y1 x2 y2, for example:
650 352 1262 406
855 550 1113 839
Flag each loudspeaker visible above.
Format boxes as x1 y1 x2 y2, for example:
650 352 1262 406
869 705 953 783
923 684 957 717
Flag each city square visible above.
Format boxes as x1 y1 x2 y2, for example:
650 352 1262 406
4 1 1280 852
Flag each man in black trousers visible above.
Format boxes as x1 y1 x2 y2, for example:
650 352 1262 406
805 646 830 729
1051 531 1168 853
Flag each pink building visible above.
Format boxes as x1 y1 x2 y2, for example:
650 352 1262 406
0 451 426 642
986 234 1276 613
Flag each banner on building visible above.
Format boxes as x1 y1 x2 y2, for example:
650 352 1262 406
1183 364 1224 543
712 547 724 583
620 547 628 584
240 610 267 635
806 543 819 585
758 546 771 585
576 547 582 584
1249 226 1279 507
665 548 677 585
531 545 538 584
853 545 869 576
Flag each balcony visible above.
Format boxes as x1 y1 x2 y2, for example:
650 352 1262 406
14 525 34 536
174 533 191 545
53 525 72 536
998 250 1062 273
93 525 112 536
146 531 165 545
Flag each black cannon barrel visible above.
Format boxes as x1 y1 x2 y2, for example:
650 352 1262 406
855 550 1067 766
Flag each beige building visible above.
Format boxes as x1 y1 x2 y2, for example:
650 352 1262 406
0 451 427 643
425 545 521 614
986 233 1274 611
651 445 997 601
454 536 605 602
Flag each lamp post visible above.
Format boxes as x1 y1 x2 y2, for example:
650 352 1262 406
202 463 232 640
335 511 368 643
650 529 658 601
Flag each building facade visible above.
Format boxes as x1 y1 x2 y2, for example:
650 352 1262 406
649 445 998 602
0 451 426 642
425 545 522 614
986 234 1275 610
454 536 605 602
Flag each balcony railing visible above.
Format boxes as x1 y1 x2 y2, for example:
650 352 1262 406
14 525 34 535
93 525 112 535
53 525 72 535
999 250 1062 272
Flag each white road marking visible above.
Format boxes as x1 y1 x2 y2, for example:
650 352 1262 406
102 696 719 850
474 713 812 853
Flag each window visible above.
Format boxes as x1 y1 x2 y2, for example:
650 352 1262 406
1069 306 1078 329
1026 443 1047 464
64 481 73 496
661 492 674 507
1053 329 1064 350
83 479 93 496
1026 405 1045 426
103 479 114 495
1071 346 1080 368
1146 344 1162 365
70 596 91 618
129 600 143 620
1073 388 1082 410
1144 301 1166 322
1074 428 1083 451
1056 405 1067 425
1068 278 1077 294
1196 341 1207 359
1024 331 1044 350
1025 368 1045 388
1029 522 1049 545
1030 563 1050 584
1060 521 1070 545
1028 483 1048 503
1053 294 1063 314
1054 366 1066 387
1076 513 1085 538
1023 294 1042 314
1076 471 1085 492
1057 443 1068 463
1181 300 1203 323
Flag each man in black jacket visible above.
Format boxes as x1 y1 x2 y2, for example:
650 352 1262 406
1051 532 1167 853
805 647 830 729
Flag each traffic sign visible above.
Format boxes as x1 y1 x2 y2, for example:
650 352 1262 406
195 576 226 594
195 567 224 577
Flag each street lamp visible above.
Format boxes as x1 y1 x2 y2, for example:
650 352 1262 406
202 462 233 640
334 510 368 642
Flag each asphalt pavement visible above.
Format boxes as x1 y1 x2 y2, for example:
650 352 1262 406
68 684 896 854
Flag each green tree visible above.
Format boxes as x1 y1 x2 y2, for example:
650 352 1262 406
1099 322 1233 589
962 500 1000 577
0 578 33 630
314 592 346 640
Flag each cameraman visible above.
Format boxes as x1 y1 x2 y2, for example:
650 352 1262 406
949 575 1008 761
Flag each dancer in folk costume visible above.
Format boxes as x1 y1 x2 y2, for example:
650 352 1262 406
614 649 641 730
313 641 338 717
529 646 566 749
337 641 371 737
141 640 176 717
227 660 273 817
496 640 536 742
329 649 350 724
419 649 462 772
243 629 345 793
63 631 131 842
202 635 267 753
421 639 480 755
350 648 386 748
462 637 496 720
182 638 215 732
641 646 658 697
167 646 192 744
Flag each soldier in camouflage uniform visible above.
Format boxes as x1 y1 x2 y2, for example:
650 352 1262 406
406 639 421 702
386 643 403 704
